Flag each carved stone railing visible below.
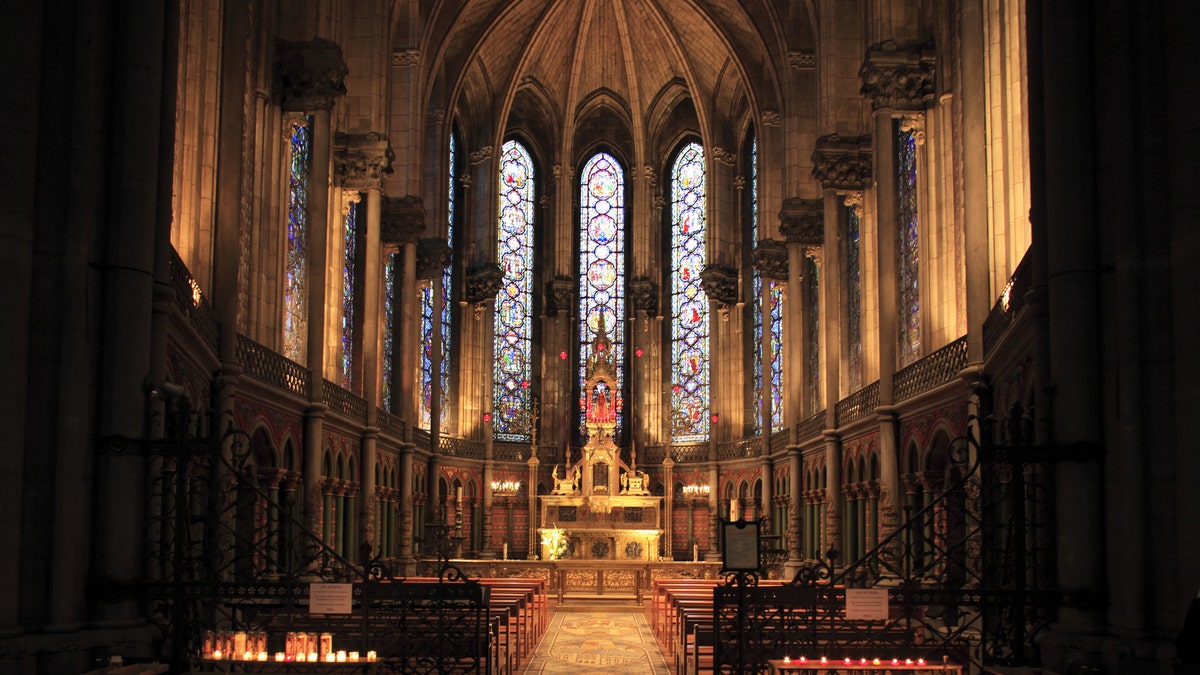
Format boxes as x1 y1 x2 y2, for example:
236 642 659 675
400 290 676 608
770 428 792 454
835 381 879 426
718 437 762 460
323 378 367 423
894 335 968 402
642 445 668 464
168 248 219 352
376 408 406 441
236 334 310 399
668 443 709 463
494 443 533 462
983 254 1031 356
795 410 826 443
440 435 485 459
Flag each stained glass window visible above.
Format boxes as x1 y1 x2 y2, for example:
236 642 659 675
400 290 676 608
419 132 457 431
284 116 311 363
383 254 394 410
750 136 764 435
494 140 535 440
847 203 862 392
806 255 820 413
340 193 360 390
670 142 709 442
768 279 784 432
897 121 921 365
578 152 626 440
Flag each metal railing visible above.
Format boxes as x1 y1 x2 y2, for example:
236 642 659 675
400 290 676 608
236 333 310 399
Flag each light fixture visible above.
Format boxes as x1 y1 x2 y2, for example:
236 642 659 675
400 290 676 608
681 484 710 499
491 480 521 497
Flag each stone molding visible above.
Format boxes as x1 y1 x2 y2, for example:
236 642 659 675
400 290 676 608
334 132 394 189
275 38 348 111
416 237 452 280
464 264 505 305
778 197 823 246
699 265 739 307
788 51 816 69
859 40 936 111
380 195 426 251
469 146 494 165
811 134 873 190
548 276 575 314
392 49 419 67
761 110 782 127
753 239 789 281
629 277 659 315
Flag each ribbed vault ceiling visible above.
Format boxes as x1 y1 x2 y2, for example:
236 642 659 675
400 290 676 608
414 0 812 153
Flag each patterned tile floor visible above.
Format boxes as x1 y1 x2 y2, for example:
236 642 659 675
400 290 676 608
519 607 672 674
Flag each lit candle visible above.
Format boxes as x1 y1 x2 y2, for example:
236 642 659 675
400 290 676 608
325 652 337 662
308 652 318 662
783 656 791 664
257 652 268 662
275 653 285 662
243 651 253 661
367 650 377 662
349 652 359 662
873 658 881 665
820 656 828 664
799 656 807 663
892 658 900 665
917 658 926 666
845 657 853 665
297 652 306 662
456 486 463 502
212 649 223 660
337 650 347 662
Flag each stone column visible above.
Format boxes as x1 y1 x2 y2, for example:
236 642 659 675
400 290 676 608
277 38 347 542
958 0 992 367
397 443 415 574
784 445 804 576
381 195 426 424
753 240 788 436
335 132 393 555
661 456 675 559
779 197 823 415
860 42 934 551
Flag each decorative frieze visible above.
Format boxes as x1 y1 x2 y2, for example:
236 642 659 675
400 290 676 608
464 264 505 305
760 110 782 127
711 147 736 166
778 197 823 246
753 239 789 281
548 276 575 314
811 134 872 190
416 237 452 280
699 265 739 307
788 51 816 69
334 132 394 189
629 277 659 315
392 49 419 67
380 195 426 252
859 40 936 111
469 146 494 165
275 38 348 111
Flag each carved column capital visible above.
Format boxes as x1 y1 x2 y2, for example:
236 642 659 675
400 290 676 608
778 197 824 246
334 132 394 189
380 195 426 252
711 147 736 166
811 134 873 190
699 265 739 307
899 113 927 145
547 276 575 314
469 146 495 165
844 191 865 218
629 277 659 315
753 239 789 281
859 40 936 112
464 264 505 305
275 38 348 111
416 237 452 280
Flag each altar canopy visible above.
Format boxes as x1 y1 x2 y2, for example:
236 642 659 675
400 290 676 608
539 321 662 560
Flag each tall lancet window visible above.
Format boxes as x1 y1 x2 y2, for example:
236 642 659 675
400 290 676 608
669 142 710 442
578 152 626 441
340 193 362 390
805 254 821 413
284 117 312 363
846 199 863 392
420 131 457 431
494 139 536 441
383 253 395 410
748 136 785 435
897 120 921 364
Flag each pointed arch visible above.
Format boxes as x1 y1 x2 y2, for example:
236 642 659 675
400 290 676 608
669 140 710 442
494 138 537 440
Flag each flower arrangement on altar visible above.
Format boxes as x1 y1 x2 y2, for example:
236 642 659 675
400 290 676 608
542 524 570 560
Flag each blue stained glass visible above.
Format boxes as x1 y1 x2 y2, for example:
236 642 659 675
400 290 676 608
284 117 311 363
579 152 625 440
769 280 784 431
494 140 535 440
419 132 457 431
383 254 394 410
847 204 863 391
749 135 764 435
897 122 921 365
670 142 709 442
341 195 359 389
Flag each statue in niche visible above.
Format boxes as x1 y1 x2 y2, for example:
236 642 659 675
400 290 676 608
593 462 608 493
